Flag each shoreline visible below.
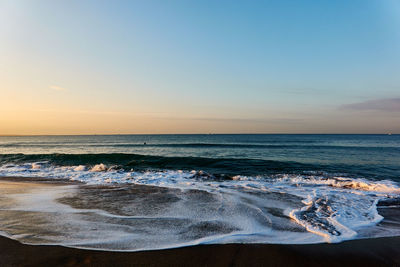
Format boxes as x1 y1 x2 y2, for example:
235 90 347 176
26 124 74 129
0 176 400 266
0 235 399 266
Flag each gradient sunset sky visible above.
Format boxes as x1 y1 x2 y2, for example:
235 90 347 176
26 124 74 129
1 0 400 135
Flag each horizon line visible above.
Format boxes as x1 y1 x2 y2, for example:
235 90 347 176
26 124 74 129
0 133 398 137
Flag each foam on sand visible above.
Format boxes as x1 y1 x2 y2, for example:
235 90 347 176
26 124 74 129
0 162 399 251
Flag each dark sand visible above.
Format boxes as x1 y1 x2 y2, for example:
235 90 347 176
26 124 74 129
0 177 399 266
0 235 400 267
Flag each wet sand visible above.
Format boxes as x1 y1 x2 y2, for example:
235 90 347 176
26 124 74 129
0 235 399 266
0 177 399 266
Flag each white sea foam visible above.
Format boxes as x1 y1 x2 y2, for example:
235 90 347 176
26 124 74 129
275 175 400 193
90 163 107 172
0 162 399 250
74 165 86 171
31 163 41 170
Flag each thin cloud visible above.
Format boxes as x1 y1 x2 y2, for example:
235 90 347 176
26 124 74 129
49 85 66 91
340 98 400 112
281 87 322 95
163 117 303 124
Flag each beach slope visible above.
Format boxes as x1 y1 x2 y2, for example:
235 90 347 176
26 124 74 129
0 235 399 266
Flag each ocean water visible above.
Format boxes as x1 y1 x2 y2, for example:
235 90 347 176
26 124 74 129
0 134 399 251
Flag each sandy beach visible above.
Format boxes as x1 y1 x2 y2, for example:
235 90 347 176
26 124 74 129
0 177 399 266
0 233 399 266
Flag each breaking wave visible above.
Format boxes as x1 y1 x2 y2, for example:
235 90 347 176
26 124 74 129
0 153 398 180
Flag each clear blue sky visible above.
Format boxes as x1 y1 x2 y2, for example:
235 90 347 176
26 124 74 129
1 0 399 134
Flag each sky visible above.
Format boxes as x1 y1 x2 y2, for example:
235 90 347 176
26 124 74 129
1 0 400 135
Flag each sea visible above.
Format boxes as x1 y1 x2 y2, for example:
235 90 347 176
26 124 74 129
0 134 399 251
